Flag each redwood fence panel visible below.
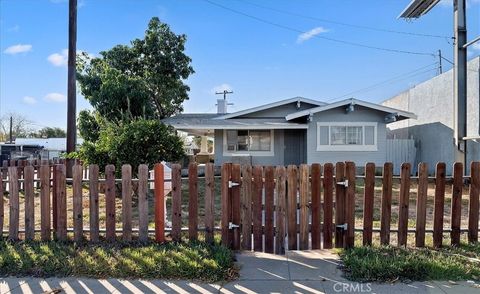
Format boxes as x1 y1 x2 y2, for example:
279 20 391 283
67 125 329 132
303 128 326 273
171 164 182 242
240 165 252 250
433 163 446 248
253 165 263 252
287 165 298 250
451 162 463 246
363 163 375 246
299 164 309 250
138 164 149 243
275 166 287 255
323 163 334 249
264 166 275 253
469 162 480 243
89 164 99 242
335 162 345 248
416 162 428 247
1 160 480 254
380 162 393 245
155 163 165 243
204 163 215 244
105 164 116 242
122 164 133 241
398 163 411 247
311 163 322 250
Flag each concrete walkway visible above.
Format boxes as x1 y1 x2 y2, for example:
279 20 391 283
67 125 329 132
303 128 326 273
1 250 480 293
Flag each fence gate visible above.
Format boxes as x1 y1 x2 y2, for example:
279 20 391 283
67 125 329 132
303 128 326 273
221 162 356 254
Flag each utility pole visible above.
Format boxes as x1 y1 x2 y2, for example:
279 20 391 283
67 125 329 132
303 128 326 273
66 0 77 177
215 90 233 100
438 49 443 74
453 0 467 169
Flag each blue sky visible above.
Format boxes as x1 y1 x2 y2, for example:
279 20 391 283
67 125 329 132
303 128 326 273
1 0 479 129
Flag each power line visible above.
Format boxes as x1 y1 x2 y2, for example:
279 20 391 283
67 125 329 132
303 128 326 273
201 0 437 57
326 63 439 102
234 0 451 39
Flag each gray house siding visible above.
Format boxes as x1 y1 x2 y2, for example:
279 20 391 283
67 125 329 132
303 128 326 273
214 129 285 166
383 57 480 175
306 106 388 167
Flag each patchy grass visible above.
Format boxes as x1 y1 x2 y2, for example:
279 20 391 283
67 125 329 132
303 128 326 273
339 243 480 282
0 239 236 282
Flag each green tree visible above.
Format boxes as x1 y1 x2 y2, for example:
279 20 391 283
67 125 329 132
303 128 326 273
74 17 191 170
77 17 194 121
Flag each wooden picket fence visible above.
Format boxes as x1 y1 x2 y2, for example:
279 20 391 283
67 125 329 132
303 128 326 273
1 160 480 255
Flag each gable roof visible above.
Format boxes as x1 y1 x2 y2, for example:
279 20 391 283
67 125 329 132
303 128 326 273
285 98 417 121
215 96 326 120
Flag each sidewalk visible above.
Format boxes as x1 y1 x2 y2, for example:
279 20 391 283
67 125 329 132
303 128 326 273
1 250 480 293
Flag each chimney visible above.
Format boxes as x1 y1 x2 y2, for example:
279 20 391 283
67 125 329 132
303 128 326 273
217 99 228 114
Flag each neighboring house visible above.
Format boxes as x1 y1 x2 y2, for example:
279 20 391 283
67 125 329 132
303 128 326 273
382 56 480 175
163 96 416 167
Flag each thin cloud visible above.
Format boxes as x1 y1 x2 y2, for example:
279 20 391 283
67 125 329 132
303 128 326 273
23 96 37 105
44 93 66 103
7 25 20 32
472 42 480 51
4 44 32 55
297 27 328 43
47 49 68 67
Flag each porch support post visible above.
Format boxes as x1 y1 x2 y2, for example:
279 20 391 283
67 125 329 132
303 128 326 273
199 135 209 154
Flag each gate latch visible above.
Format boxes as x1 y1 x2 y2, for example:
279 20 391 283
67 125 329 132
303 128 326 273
229 222 240 230
336 223 348 230
229 181 240 188
336 180 349 187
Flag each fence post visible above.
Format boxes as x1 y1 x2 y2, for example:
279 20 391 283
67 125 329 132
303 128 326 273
335 162 345 248
311 163 322 250
40 164 51 241
253 165 264 252
89 165 99 242
73 164 83 242
155 163 165 243
55 164 67 241
345 162 356 248
323 163 334 249
264 166 275 253
204 163 215 244
468 162 480 243
231 164 241 250
275 166 287 255
287 165 298 250
415 162 428 247
105 165 116 242
363 163 375 246
138 164 149 243
398 163 411 247
24 166 35 240
122 164 133 241
8 167 19 241
171 164 182 242
451 162 463 246
241 165 252 250
380 162 393 245
0 164 3 236
187 163 197 242
433 163 446 248
221 163 232 247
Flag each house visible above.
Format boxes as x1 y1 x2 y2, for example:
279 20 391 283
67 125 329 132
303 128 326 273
163 96 416 167
382 56 480 175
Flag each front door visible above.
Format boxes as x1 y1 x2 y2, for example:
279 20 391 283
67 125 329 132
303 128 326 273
284 129 306 165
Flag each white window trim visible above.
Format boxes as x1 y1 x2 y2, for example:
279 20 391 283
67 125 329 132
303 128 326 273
316 122 378 152
223 129 275 156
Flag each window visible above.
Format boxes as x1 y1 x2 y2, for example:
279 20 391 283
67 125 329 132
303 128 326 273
317 123 377 151
225 130 273 155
